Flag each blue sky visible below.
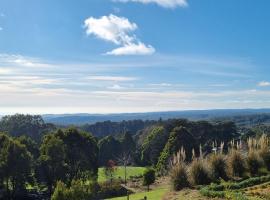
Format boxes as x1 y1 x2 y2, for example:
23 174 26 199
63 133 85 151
0 0 270 114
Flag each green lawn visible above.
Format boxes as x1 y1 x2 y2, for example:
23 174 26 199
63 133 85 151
98 166 146 183
107 187 169 200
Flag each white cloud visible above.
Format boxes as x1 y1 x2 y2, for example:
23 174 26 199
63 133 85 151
113 0 188 8
106 42 155 55
150 83 172 87
84 14 155 55
258 81 270 87
88 75 138 81
107 84 124 90
0 54 51 68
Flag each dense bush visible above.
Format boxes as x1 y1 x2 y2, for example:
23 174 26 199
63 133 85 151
188 159 211 185
259 149 270 171
208 154 228 181
51 180 96 200
227 149 247 177
171 163 189 190
143 168 156 191
97 180 128 199
247 150 263 176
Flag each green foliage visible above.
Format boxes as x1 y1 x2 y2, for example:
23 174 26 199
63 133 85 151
82 119 155 138
97 180 128 199
51 180 96 200
55 128 99 182
227 149 247 177
38 134 67 194
120 132 136 154
200 187 225 198
98 135 121 166
51 181 67 200
156 126 196 173
17 135 39 159
37 127 99 195
141 126 167 166
0 114 55 141
143 168 155 191
0 133 33 197
208 154 228 181
200 175 270 199
104 160 118 185
170 163 189 191
189 159 211 186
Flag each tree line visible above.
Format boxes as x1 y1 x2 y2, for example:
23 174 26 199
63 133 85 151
0 114 248 199
0 127 98 199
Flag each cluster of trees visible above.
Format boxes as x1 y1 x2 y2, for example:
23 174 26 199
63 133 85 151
0 133 33 199
139 119 238 171
82 120 156 138
0 114 55 141
0 127 98 199
96 119 239 170
98 132 136 166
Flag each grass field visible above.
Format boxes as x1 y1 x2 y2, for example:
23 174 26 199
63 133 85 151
98 166 146 183
107 187 169 200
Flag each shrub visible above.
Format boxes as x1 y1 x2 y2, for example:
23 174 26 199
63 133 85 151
247 150 263 176
171 163 189 191
227 149 246 177
200 187 225 198
97 180 128 199
208 154 228 182
143 168 156 191
259 149 270 171
51 181 67 200
225 191 248 200
51 180 96 200
188 159 211 185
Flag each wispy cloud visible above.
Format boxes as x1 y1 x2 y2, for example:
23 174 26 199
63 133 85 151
107 84 124 90
0 54 51 68
84 14 155 55
113 0 188 8
258 81 270 87
150 83 172 87
0 53 268 114
88 75 138 81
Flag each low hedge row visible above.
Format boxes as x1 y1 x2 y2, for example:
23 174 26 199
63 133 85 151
200 175 270 199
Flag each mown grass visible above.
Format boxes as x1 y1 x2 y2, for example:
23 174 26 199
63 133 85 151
107 187 168 200
98 166 146 183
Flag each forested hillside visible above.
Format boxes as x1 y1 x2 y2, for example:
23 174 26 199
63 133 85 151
81 120 156 138
1 113 270 199
43 109 270 125
0 114 56 141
